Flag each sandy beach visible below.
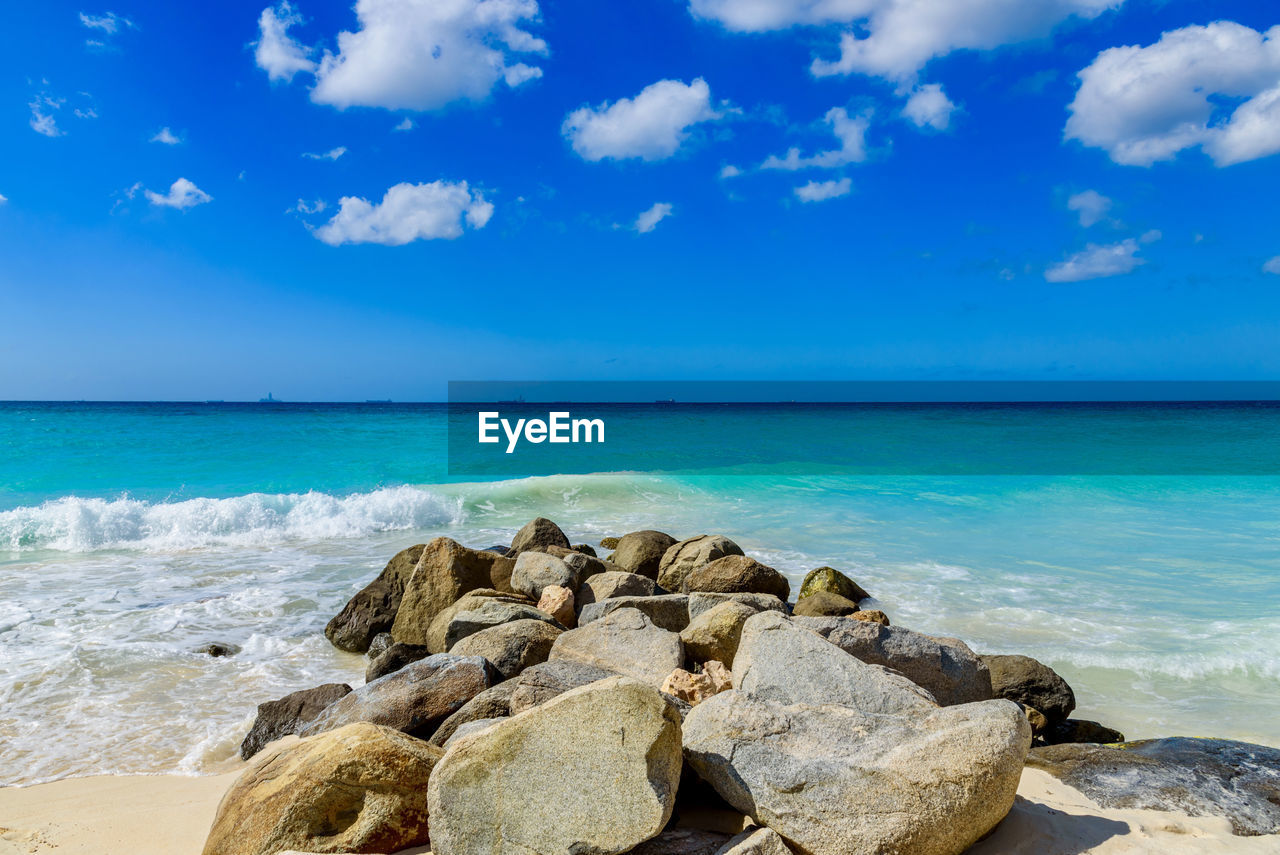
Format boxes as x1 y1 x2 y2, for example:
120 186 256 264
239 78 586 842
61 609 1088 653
0 766 1274 855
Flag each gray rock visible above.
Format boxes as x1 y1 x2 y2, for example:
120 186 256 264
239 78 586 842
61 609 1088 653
798 616 993 706
389 539 512 647
437 598 562 653
443 716 508 747
577 570 660 608
511 551 578 600
325 544 424 653
365 642 430 683
688 592 787 621
549 608 684 688
427 677 683 855
428 681 517 748
684 555 790 601
684 691 1031 855
194 641 240 657
1027 738 1280 836
423 589 538 654
733 611 937 713
300 654 497 741
658 535 744 593
611 530 678 579
579 594 690 632
981 653 1075 724
239 683 352 760
508 660 616 715
366 631 394 661
448 618 562 679
714 828 794 855
509 517 570 555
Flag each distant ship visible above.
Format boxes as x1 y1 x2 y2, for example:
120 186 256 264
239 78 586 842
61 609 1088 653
258 393 281 403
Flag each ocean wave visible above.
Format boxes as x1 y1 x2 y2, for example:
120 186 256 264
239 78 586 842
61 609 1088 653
0 486 464 554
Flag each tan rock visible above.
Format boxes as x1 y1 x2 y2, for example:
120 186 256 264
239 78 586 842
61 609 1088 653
661 663 733 706
683 554 791 602
549 608 683 688
423 588 538 654
389 538 510 646
658 534 744 592
537 584 576 628
680 600 757 664
703 659 733 693
509 517 570 555
449 619 562 680
851 609 890 626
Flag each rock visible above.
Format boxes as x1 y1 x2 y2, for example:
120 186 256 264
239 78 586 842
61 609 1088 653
1043 718 1125 745
511 551 578 600
680 600 757 664
683 691 1031 855
1024 705 1049 736
733 611 937 713
194 641 240 657
1027 737 1280 836
488 555 517 593
205 722 441 855
424 589 540 653
540 544 612 580
703 660 732 691
981 653 1076 724
611 530 678 578
508 660 616 714
427 677 683 855
427 595 560 654
509 516 570 555
549 608 684 688
239 683 353 760
365 642 430 683
683 555 791 602
428 681 517 748
443 717 507 747
687 592 787 621
631 830 733 855
790 590 862 617
799 616 993 706
449 618 562 680
389 539 512 646
658 535 744 592
572 543 598 557
366 631 394 661
325 544 424 653
796 566 870 604
579 594 690 632
661 666 731 706
537 584 576 628
300 654 497 741
600 536 620 550
480 544 511 556
850 609 889 626
577 570 660 607
715 827 794 855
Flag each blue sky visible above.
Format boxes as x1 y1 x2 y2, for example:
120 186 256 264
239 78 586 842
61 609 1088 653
2 0 1278 400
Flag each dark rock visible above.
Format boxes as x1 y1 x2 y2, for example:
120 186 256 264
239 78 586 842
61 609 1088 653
578 594 690 632
509 517 570 555
194 642 240 657
507 660 614 715
365 642 430 683
389 539 513 646
1043 718 1126 745
1027 737 1280 836
239 683 353 760
481 545 511 556
449 618 562 679
797 566 870 604
981 653 1076 724
428 681 517 748
600 536 620 550
612 530 678 579
366 631 394 661
572 544 598 557
683 555 790 602
325 544 425 653
791 590 861 617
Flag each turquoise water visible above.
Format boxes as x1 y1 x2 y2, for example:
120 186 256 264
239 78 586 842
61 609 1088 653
1 402 1278 785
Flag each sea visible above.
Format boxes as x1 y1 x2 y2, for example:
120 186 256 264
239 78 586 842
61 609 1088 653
1 400 1277 786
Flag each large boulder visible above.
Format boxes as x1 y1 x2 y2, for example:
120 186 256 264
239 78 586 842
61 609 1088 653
578 570 660 607
611 530 678 579
427 677 683 855
239 683 352 760
389 538 512 646
424 589 539 653
429 596 561 655
449 618 562 680
579 594 690 632
797 616 993 706
365 642 429 683
658 535 744 592
509 517 570 555
1043 718 1125 745
684 691 1030 855
428 681 517 748
1027 738 1280 836
300 653 497 741
733 611 937 714
680 600 757 664
549 608 684 688
791 590 862 618
683 555 791 602
204 722 441 855
796 566 870 604
324 544 424 653
981 653 1075 724
539 544 613 580
508 660 616 715
511 551 579 600
687 592 787 621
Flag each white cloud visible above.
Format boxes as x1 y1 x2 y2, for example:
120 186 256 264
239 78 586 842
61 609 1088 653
145 178 213 210
1067 22 1280 167
1140 229 1162 244
1067 189 1111 227
257 0 546 110
79 11 136 33
635 202 674 233
1045 238 1145 282
690 0 875 31
29 97 63 137
762 107 869 170
720 164 743 179
0 193 7 204
255 2 317 82
303 146 347 161
313 180 492 245
151 127 181 145
394 117 414 131
902 83 955 130
290 198 327 215
1263 256 1280 275
563 79 722 162
794 176 852 202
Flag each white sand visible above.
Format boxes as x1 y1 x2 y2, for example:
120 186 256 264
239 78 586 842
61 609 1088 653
1 766 1276 855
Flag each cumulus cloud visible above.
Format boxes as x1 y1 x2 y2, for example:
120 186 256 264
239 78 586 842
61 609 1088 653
690 0 875 31
762 107 869 170
145 178 213 210
902 83 956 130
795 176 852 202
635 202 674 233
256 0 546 110
313 180 492 245
151 127 181 145
1044 238 1146 282
1067 22 1280 167
1263 256 1280 275
563 79 722 162
1067 189 1111 227
303 146 347 161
